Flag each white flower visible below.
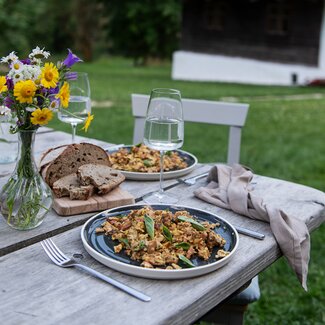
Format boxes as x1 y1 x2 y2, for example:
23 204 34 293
0 106 12 122
10 60 23 73
9 71 24 84
29 46 50 60
30 57 42 65
49 99 59 111
22 65 41 81
0 51 18 64
0 105 11 115
25 106 36 112
0 115 9 123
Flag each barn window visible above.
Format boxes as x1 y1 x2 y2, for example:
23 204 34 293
266 1 291 35
203 0 227 31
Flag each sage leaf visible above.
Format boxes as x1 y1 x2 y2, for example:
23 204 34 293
118 238 130 248
162 225 173 242
178 254 195 268
143 159 153 167
144 214 155 239
174 242 191 250
177 215 205 231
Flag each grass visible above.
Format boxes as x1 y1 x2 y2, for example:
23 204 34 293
50 56 325 324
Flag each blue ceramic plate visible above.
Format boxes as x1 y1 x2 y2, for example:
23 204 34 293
106 145 198 180
81 204 239 279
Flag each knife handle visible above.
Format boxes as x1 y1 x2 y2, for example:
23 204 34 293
235 226 265 240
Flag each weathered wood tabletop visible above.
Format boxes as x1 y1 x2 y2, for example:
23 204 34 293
0 129 324 325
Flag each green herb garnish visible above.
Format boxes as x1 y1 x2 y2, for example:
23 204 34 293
144 214 155 239
177 216 206 231
143 159 153 167
162 225 173 242
178 254 195 268
174 242 191 250
118 238 130 248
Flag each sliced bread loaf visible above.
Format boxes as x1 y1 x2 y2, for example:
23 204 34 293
42 143 110 187
39 144 68 170
78 164 125 194
52 173 95 200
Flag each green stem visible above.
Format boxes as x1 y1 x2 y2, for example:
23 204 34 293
16 131 36 178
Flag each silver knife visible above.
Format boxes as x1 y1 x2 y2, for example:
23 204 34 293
235 226 265 240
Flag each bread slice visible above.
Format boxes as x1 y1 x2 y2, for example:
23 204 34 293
42 143 110 187
78 164 125 194
38 144 68 170
52 173 95 200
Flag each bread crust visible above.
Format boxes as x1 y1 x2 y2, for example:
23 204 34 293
42 143 110 187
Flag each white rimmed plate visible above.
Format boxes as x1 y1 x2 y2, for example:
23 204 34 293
81 204 239 279
106 146 198 180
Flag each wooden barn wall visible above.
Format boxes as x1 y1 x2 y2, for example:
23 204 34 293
181 0 324 66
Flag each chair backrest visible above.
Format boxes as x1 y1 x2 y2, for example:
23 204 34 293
131 94 249 165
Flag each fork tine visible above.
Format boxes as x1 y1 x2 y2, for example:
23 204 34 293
41 241 61 265
47 238 69 261
43 239 65 263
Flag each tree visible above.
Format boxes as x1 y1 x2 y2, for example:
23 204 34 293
106 0 181 65
0 0 51 56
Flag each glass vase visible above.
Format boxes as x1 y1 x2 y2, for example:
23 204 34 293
0 130 53 230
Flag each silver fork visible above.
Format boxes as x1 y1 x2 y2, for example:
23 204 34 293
177 172 209 186
41 238 151 302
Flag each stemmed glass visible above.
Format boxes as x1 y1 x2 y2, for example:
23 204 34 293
57 72 91 143
143 88 184 204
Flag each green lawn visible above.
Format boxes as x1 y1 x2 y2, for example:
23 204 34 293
51 56 325 324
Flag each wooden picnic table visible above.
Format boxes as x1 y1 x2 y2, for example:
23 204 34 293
0 129 324 325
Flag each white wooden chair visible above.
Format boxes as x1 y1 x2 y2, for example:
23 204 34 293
131 94 260 324
131 94 248 165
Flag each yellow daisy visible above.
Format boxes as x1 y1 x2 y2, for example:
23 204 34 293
14 80 36 104
0 76 7 93
30 108 53 126
41 62 59 88
81 112 94 132
55 81 70 108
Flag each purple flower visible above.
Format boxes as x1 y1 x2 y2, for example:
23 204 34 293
16 120 24 127
47 86 59 95
4 96 14 108
65 72 78 81
21 58 31 65
5 77 14 91
63 49 82 68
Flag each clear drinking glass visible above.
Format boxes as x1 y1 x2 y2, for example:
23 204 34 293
57 72 91 143
143 88 184 204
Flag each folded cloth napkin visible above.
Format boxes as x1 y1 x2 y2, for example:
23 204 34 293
194 164 310 290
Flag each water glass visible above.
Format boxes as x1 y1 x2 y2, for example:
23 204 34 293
143 88 184 204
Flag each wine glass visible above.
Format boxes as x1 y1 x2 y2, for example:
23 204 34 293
143 88 184 204
57 72 91 143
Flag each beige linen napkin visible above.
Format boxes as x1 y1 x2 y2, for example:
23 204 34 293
194 164 310 290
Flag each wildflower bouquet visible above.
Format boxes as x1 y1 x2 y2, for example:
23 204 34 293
0 47 90 230
0 47 87 131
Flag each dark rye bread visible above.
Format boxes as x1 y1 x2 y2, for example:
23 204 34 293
42 143 110 187
52 173 95 200
77 164 125 194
